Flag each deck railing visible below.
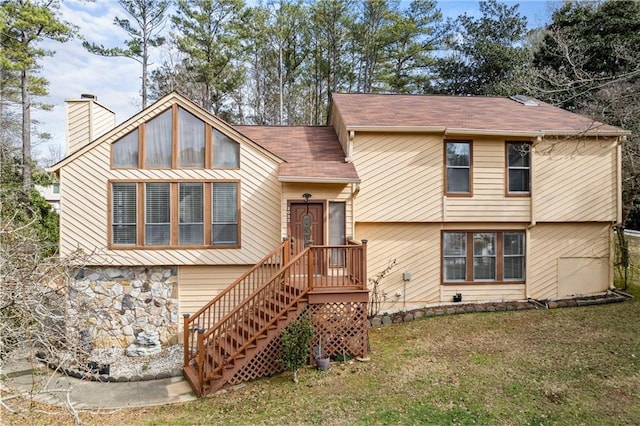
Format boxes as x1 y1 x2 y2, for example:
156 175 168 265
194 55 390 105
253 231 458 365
184 242 368 394
183 240 289 367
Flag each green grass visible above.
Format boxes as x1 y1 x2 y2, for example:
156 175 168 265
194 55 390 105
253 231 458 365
11 238 640 425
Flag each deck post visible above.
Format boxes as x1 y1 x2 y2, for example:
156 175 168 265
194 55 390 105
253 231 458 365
361 239 368 290
197 328 205 396
307 248 314 291
183 313 190 367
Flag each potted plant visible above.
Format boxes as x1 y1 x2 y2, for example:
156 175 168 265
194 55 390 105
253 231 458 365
314 337 330 370
279 315 314 383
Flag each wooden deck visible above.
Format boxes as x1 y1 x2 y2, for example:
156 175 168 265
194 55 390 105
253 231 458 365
182 241 369 396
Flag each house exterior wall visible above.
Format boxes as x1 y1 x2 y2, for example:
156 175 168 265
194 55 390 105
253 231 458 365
349 130 618 306
356 221 611 308
59 99 282 267
281 182 354 240
534 138 617 222
178 265 251 324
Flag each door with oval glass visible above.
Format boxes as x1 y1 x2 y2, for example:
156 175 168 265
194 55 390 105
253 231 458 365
289 202 324 274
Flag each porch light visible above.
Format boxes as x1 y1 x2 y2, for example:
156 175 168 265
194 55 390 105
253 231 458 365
302 193 312 202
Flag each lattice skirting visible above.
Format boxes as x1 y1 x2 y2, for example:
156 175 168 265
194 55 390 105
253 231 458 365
307 302 368 360
230 302 368 384
229 334 285 385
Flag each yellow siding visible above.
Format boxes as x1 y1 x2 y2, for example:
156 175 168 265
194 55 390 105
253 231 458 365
66 100 115 155
282 183 354 240
328 104 349 159
66 101 91 154
356 223 441 308
535 138 616 222
178 265 251 323
353 133 443 222
441 284 525 303
91 102 116 140
59 98 282 266
529 223 611 299
446 139 530 222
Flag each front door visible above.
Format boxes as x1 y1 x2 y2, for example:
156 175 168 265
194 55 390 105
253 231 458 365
290 202 324 274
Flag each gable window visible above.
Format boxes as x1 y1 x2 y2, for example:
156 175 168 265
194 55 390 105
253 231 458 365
145 109 173 168
213 129 240 168
112 183 137 245
112 129 139 168
179 183 204 245
212 182 238 245
506 142 530 194
112 106 241 170
445 141 472 194
178 108 205 167
442 231 525 283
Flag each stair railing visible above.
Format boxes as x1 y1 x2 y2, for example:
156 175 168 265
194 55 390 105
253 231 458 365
183 239 290 367
196 247 313 389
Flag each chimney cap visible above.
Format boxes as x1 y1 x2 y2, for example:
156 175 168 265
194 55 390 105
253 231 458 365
80 93 97 100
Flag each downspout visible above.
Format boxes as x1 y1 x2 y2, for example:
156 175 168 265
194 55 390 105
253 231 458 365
525 136 540 299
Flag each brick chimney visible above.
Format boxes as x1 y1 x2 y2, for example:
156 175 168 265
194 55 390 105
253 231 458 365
65 94 116 155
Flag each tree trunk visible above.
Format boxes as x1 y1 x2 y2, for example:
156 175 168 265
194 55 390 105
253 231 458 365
21 68 31 193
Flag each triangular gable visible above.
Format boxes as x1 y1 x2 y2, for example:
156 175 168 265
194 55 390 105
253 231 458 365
48 91 283 173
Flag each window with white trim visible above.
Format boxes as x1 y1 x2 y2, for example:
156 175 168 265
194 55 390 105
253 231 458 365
443 231 525 283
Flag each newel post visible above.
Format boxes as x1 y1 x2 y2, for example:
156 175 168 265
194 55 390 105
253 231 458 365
183 313 190 367
197 328 205 395
307 246 314 291
283 237 290 265
361 239 368 290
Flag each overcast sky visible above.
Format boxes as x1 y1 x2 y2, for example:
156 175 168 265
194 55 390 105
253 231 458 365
33 0 555 164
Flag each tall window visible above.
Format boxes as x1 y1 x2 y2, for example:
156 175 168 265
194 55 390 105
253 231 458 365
212 183 238 245
473 233 496 281
442 231 525 283
145 109 173 168
213 129 240 168
446 141 471 194
179 183 204 245
329 202 346 266
145 183 171 245
112 129 139 168
503 232 525 280
507 143 530 194
443 232 466 281
112 183 137 245
178 108 205 167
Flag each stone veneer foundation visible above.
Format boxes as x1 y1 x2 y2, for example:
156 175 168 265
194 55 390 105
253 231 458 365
67 266 179 348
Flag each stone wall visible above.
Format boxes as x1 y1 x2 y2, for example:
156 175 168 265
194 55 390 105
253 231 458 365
67 266 179 348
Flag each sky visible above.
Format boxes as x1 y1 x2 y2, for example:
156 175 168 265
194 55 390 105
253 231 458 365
32 0 558 164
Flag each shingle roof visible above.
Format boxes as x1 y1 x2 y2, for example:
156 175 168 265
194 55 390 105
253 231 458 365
234 126 359 183
331 93 627 136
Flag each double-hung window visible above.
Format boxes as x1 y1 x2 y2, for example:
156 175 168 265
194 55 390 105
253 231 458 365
445 141 472 194
442 231 525 283
506 142 530 194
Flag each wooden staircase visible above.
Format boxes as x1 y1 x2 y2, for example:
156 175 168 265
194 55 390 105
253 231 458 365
183 240 369 397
